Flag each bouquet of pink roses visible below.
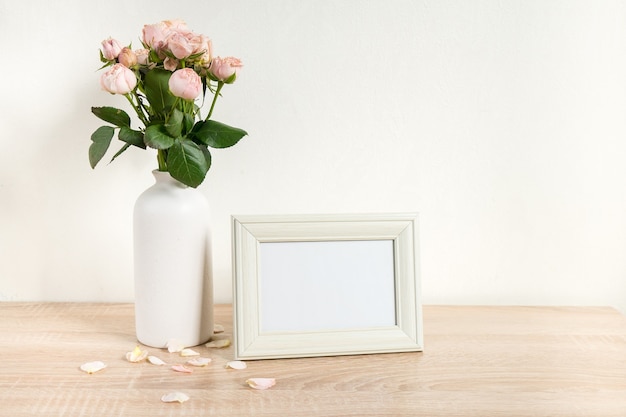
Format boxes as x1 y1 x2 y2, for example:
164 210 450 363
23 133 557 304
89 19 247 188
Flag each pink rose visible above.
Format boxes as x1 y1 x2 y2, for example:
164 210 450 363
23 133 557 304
143 20 189 49
101 38 123 60
100 63 137 94
168 68 202 100
134 48 150 65
192 35 213 66
188 34 212 55
162 19 189 32
209 56 242 83
142 22 169 49
167 31 194 60
117 47 137 68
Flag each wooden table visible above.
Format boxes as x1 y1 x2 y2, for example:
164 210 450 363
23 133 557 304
1 303 625 416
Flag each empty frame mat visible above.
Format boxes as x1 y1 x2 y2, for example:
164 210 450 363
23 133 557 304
232 213 423 359
259 240 396 332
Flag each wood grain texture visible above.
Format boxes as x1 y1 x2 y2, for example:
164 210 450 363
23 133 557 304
1 303 625 416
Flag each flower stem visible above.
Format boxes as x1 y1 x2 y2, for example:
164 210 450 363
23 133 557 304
157 150 167 171
124 93 148 126
206 81 224 121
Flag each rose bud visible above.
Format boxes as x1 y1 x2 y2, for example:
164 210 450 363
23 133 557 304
209 56 242 83
168 68 202 100
100 63 137 95
101 38 123 61
118 47 138 68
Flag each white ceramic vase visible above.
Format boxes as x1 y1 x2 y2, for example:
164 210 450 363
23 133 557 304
133 170 214 348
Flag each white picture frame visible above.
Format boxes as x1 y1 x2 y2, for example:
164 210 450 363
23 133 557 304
231 213 423 360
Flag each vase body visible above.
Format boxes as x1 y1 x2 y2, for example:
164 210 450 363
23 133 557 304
133 170 214 348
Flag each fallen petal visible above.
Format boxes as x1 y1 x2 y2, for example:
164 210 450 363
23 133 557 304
171 364 193 374
180 348 200 357
205 339 231 348
126 345 148 363
161 392 190 403
148 355 167 366
80 361 106 374
246 378 276 390
167 339 185 353
213 324 225 334
186 357 212 367
225 360 247 370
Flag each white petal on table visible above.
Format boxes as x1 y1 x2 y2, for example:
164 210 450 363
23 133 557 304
225 360 247 370
161 392 190 403
79 361 107 374
186 357 212 367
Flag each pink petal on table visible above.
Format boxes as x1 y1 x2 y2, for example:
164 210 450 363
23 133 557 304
80 361 106 374
171 364 193 374
161 392 190 403
246 378 276 390
225 360 247 370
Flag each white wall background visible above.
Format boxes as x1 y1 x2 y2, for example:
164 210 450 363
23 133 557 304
1 0 625 314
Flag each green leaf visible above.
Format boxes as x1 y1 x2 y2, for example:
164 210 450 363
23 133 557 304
118 127 145 149
89 126 115 168
165 108 184 138
144 124 175 149
91 107 131 128
191 120 248 148
200 146 212 169
143 68 175 115
166 139 211 188
110 143 132 163
183 112 195 134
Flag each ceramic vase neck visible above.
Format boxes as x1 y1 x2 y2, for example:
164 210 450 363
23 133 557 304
152 170 188 189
